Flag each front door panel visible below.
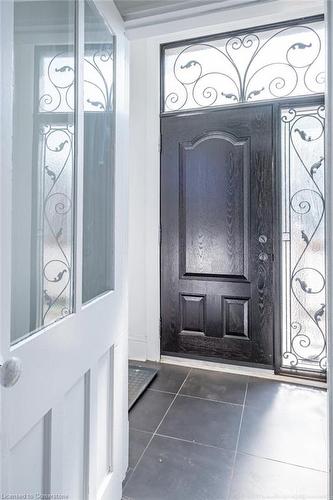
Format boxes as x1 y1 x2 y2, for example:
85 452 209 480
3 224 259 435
161 106 274 365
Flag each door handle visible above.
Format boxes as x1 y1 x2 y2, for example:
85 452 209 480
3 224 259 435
0 357 22 388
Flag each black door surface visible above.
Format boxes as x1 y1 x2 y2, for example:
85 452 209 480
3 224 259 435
160 105 274 366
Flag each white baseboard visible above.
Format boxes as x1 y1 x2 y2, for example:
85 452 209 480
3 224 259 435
128 338 147 360
161 355 327 389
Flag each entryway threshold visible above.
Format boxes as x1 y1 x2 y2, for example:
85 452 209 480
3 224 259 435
160 355 327 389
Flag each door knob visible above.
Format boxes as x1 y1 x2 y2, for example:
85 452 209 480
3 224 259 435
0 357 22 388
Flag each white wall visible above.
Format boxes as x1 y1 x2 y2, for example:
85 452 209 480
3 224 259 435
127 0 325 361
128 39 148 360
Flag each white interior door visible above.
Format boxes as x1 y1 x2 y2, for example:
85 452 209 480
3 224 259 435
0 1 129 499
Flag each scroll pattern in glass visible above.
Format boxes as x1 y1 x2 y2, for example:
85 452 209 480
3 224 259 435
37 43 113 326
281 105 326 374
163 20 324 112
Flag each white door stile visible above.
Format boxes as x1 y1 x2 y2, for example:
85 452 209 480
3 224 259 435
0 0 14 494
0 0 129 498
74 0 85 312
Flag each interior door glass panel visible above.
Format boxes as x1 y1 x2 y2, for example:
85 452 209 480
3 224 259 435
11 0 75 344
82 0 115 303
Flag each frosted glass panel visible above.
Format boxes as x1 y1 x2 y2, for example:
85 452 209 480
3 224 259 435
281 105 326 375
11 1 75 343
163 20 324 112
82 0 115 303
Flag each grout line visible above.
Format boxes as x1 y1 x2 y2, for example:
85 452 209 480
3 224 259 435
129 427 153 435
236 450 328 474
176 392 244 407
226 381 248 500
153 368 192 435
154 432 235 452
148 388 177 395
124 368 192 492
234 381 248 456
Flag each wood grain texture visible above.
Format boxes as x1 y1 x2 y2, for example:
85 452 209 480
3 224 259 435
180 132 248 278
161 105 274 365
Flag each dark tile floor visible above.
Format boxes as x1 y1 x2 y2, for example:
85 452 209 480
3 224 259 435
123 362 327 500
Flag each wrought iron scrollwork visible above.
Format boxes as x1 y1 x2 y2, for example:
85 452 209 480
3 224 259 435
281 105 326 374
164 21 324 111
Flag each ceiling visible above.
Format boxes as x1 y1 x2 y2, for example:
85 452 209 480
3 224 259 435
114 0 234 21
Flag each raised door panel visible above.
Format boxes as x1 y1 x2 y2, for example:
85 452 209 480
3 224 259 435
223 297 250 339
96 348 114 489
180 132 249 279
180 294 206 335
62 377 87 500
8 418 46 494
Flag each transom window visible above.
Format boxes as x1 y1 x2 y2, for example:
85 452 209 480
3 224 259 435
162 17 324 112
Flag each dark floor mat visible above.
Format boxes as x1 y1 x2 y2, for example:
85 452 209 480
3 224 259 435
128 365 158 410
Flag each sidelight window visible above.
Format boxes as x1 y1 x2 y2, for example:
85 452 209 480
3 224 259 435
281 104 326 376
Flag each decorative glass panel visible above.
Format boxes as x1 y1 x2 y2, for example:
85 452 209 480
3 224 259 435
82 0 115 303
281 104 326 374
11 0 75 344
163 20 324 112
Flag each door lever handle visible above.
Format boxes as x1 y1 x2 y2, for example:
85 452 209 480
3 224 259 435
0 357 22 388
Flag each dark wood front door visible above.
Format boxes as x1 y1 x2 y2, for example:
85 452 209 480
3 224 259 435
160 105 274 366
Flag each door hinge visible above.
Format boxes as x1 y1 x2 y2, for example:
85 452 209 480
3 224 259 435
159 225 162 246
159 133 162 153
160 317 162 336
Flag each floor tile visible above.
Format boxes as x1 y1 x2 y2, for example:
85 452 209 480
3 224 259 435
123 435 234 500
149 363 190 393
180 368 247 404
158 394 242 450
238 402 327 471
129 429 152 468
246 377 327 414
129 390 174 433
229 453 327 500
